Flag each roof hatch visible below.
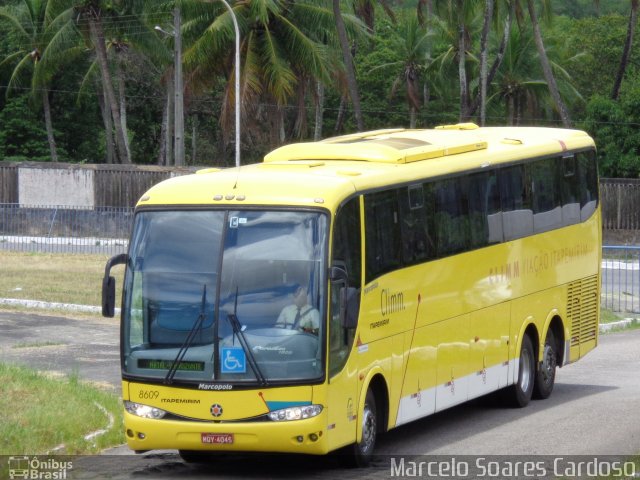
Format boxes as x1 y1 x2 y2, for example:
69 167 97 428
264 129 487 164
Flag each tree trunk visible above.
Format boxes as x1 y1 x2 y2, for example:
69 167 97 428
41 88 58 162
116 55 132 162
410 105 417 129
526 0 572 127
97 79 114 164
334 94 347 134
470 1 514 117
173 7 185 166
479 0 495 126
333 0 364 131
314 80 324 141
88 13 131 163
158 84 169 165
165 76 174 166
611 0 639 100
191 115 198 164
457 1 469 122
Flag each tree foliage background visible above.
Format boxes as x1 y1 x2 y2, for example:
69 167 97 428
0 0 639 177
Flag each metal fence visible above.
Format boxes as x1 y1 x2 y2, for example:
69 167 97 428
602 246 640 314
0 203 133 255
1 204 639 313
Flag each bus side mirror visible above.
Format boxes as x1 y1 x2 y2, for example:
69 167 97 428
102 253 128 318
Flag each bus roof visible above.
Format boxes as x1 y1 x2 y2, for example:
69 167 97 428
138 125 595 211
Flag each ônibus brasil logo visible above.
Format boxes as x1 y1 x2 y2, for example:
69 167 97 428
7 456 73 479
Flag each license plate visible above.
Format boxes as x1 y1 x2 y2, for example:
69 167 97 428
201 433 234 444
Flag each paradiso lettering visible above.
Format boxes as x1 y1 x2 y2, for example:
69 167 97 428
489 243 592 285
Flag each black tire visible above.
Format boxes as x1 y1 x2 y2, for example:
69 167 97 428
341 388 378 467
533 329 557 400
507 334 535 408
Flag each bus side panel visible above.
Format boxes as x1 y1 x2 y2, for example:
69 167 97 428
468 303 511 398
395 324 438 427
434 314 470 412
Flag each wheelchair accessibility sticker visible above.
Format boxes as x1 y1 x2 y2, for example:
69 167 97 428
221 347 246 373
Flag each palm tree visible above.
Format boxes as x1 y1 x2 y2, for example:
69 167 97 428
469 0 515 121
429 0 482 122
370 15 431 127
0 0 60 161
333 0 364 131
525 0 572 127
489 26 547 124
183 0 335 153
47 0 132 163
478 0 495 125
611 0 639 100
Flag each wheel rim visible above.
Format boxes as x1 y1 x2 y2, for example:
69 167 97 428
360 401 377 455
540 344 557 387
520 346 532 392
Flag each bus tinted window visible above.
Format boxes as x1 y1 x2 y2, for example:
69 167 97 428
468 170 502 247
433 178 469 256
362 149 597 284
399 184 435 266
500 165 533 240
365 190 403 282
333 197 362 287
578 151 599 221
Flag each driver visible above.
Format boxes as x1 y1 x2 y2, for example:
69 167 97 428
275 285 320 335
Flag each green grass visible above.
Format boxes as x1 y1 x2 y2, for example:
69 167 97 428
0 251 124 308
600 309 624 324
0 363 124 455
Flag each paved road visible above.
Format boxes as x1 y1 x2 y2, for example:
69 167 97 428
1 311 639 479
0 311 120 391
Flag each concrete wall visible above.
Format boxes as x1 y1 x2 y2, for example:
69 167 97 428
19 165 95 207
0 162 196 208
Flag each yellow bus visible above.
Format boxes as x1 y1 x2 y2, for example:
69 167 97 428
102 124 600 465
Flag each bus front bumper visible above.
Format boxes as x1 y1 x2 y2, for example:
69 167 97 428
124 410 330 455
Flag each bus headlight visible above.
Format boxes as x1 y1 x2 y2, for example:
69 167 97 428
124 401 167 419
268 404 323 422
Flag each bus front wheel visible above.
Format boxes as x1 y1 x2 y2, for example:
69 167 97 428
342 388 377 467
508 334 535 408
533 330 557 399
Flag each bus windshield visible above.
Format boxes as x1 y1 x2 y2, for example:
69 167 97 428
122 209 327 385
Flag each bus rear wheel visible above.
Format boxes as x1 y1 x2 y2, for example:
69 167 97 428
533 330 557 399
507 334 535 408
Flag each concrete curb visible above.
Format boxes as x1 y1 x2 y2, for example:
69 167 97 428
599 318 639 332
0 298 120 315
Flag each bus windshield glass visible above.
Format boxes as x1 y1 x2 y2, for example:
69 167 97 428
122 209 327 385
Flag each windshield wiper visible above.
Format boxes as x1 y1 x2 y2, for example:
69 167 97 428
226 287 268 386
164 285 207 385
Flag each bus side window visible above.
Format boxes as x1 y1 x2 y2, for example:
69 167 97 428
468 170 502 247
500 165 533 241
433 177 469 256
330 198 361 376
531 157 562 233
399 184 435 266
560 154 581 226
578 151 599 221
364 190 402 282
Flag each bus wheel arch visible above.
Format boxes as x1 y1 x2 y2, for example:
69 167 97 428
349 373 389 467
